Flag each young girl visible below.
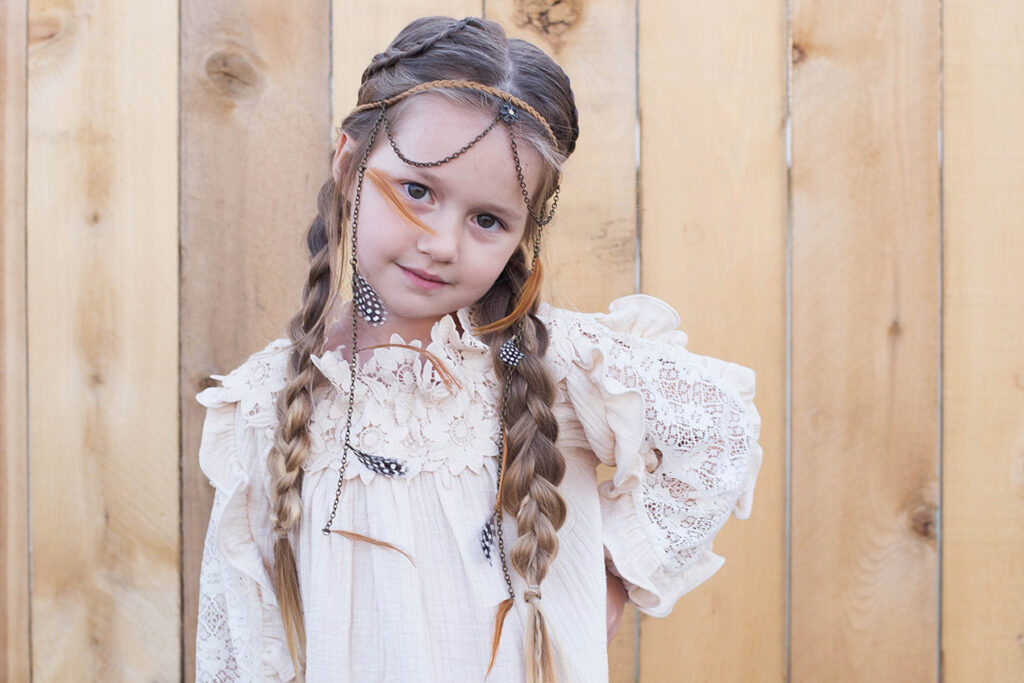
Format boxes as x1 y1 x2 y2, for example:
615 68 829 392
195 16 762 683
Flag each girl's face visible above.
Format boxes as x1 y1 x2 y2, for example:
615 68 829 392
333 93 546 340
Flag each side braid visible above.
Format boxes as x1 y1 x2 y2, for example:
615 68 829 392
481 250 567 682
269 177 344 674
360 17 476 84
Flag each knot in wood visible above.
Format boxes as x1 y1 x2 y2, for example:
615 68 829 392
908 501 936 541
517 0 582 41
204 49 264 101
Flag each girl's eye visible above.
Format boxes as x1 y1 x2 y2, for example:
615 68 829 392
475 214 504 231
403 182 429 200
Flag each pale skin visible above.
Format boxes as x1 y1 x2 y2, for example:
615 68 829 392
329 94 630 643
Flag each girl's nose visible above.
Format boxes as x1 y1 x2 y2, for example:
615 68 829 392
416 217 459 263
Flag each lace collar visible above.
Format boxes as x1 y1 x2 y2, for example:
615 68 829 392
309 305 493 402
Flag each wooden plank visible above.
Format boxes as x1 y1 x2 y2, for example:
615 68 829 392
638 1 787 680
483 2 639 678
1 0 30 680
942 2 1024 680
26 0 179 679
180 1 331 679
790 1 940 680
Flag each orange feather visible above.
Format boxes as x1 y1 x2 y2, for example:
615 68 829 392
363 343 462 392
473 260 544 334
485 597 516 679
330 529 416 566
365 168 436 235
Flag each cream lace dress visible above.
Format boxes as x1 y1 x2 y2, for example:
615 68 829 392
194 294 763 682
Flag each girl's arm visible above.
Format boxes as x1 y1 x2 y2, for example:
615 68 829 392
606 567 629 642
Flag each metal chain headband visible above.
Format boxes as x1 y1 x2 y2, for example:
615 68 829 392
349 78 561 152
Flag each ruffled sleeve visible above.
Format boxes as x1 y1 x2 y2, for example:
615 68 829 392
548 294 763 617
194 340 296 682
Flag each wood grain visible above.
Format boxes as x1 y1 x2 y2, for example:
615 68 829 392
1 0 30 680
26 0 179 679
790 1 940 680
942 1 1024 679
180 1 331 679
638 1 787 680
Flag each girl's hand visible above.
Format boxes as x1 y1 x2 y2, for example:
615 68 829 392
606 568 628 643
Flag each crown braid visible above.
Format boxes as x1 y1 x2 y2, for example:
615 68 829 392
360 16 478 84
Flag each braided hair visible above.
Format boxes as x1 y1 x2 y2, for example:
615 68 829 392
269 16 580 679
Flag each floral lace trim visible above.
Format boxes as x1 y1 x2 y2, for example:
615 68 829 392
196 488 261 681
214 314 506 484
547 306 757 572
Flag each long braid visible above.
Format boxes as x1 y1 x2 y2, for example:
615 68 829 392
480 247 567 682
269 177 344 674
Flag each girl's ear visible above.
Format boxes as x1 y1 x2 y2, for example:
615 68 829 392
332 130 354 184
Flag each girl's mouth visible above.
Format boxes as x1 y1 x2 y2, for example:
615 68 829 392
399 265 449 290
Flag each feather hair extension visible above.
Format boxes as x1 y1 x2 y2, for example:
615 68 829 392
473 259 544 334
365 168 437 235
484 597 516 679
364 342 462 392
330 529 416 566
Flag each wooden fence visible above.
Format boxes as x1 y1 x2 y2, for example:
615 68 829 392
1 0 1021 680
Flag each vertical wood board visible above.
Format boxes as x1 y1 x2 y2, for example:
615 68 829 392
942 1 1024 679
790 1 940 680
26 0 180 679
1 0 31 679
638 1 787 680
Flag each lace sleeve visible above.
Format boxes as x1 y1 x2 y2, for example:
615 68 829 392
553 295 763 617
194 348 296 682
197 481 264 681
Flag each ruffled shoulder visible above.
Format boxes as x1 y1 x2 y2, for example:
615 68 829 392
544 293 760 511
540 294 762 616
197 337 291 419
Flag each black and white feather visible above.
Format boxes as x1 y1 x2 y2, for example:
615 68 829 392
480 513 497 564
498 337 523 368
353 273 388 327
354 448 407 477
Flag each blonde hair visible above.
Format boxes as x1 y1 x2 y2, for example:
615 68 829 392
269 16 579 680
